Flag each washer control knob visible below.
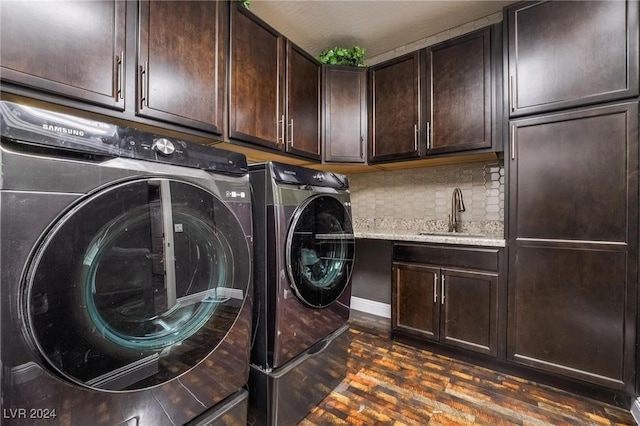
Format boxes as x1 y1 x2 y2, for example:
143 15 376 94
153 138 175 155
313 172 325 183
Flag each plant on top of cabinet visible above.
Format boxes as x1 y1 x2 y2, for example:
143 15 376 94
317 46 366 67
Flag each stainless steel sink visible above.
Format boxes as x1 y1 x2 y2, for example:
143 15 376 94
417 231 487 238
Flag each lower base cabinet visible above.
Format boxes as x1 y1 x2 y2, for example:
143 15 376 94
392 244 500 357
510 246 629 389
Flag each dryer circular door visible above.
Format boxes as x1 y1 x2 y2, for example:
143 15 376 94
285 194 355 308
23 178 251 391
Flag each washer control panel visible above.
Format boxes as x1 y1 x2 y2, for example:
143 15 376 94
0 100 248 175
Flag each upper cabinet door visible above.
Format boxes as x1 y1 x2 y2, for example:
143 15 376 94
508 1 639 117
0 1 125 110
138 1 226 134
370 52 421 162
229 4 283 150
426 27 492 154
322 66 368 163
286 42 321 160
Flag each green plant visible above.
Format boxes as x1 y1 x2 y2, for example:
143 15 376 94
317 46 365 67
236 0 250 9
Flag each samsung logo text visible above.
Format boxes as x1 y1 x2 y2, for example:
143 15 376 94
42 124 85 137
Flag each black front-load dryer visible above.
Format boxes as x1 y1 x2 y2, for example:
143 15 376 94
248 161 354 426
0 101 253 425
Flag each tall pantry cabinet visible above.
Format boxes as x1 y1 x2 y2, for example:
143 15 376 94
506 0 639 392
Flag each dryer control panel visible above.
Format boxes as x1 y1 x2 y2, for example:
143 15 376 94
269 161 349 190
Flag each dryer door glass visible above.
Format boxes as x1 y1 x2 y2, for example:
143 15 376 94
286 195 355 307
25 178 250 391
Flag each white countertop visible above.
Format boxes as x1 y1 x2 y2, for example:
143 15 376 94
355 229 506 247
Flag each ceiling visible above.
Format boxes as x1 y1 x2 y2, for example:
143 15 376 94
249 1 515 63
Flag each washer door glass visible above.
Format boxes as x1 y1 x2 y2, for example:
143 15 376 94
25 178 250 391
286 195 354 307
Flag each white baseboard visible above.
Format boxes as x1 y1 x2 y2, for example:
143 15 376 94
350 296 391 318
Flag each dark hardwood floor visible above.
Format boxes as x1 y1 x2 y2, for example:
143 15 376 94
300 311 635 425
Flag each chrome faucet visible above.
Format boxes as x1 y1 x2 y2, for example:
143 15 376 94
448 187 466 233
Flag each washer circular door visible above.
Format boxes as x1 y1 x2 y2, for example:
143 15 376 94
285 194 354 308
24 178 251 391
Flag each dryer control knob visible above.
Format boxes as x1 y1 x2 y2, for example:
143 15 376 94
313 172 325 183
153 138 175 155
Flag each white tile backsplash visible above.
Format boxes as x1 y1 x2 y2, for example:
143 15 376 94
348 161 504 236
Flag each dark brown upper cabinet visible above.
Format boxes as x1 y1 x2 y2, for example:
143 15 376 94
370 52 421 162
369 25 500 164
425 27 493 154
138 0 227 134
507 1 639 117
229 4 283 150
0 1 126 110
1 1 229 137
229 5 320 160
322 66 368 163
286 42 321 160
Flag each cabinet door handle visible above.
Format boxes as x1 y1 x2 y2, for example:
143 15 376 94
510 75 516 112
441 274 445 305
117 51 124 101
433 273 438 303
140 61 149 108
288 119 294 147
360 134 364 159
414 124 418 152
277 115 285 145
426 121 431 149
511 124 516 160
